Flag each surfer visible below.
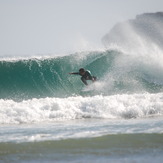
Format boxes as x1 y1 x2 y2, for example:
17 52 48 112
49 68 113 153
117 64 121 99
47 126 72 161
69 68 97 86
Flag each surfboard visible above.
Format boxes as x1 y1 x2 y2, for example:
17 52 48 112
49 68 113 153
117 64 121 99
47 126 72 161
82 86 93 92
81 81 101 92
81 80 105 93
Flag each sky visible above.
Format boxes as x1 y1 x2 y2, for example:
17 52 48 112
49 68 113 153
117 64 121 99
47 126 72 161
0 0 163 56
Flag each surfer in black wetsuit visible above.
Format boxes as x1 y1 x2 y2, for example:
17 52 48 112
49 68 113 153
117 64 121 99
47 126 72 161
69 68 97 86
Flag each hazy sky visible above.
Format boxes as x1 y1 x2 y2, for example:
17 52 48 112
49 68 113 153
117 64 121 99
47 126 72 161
0 0 163 56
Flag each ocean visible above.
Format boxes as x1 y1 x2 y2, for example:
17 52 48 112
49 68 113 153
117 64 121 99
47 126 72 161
1 12 163 162
0 49 163 163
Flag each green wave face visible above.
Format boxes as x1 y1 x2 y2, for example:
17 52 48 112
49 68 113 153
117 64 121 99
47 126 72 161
0 51 114 100
0 50 163 100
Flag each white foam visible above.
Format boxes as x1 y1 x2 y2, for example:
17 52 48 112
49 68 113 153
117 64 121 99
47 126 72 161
0 93 163 124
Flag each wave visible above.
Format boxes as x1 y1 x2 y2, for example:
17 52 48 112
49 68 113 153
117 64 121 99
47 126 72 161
0 93 163 124
0 51 106 99
0 49 163 100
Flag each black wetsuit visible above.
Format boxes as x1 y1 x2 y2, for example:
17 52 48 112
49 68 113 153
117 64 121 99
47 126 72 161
72 70 96 85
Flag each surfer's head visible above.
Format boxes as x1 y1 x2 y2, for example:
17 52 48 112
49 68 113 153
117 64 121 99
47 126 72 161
79 68 85 74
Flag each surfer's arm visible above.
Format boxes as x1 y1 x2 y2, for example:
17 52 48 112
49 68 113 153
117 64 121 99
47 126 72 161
69 72 79 75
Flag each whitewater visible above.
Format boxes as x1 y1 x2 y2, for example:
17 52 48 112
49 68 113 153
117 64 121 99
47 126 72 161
1 13 163 163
